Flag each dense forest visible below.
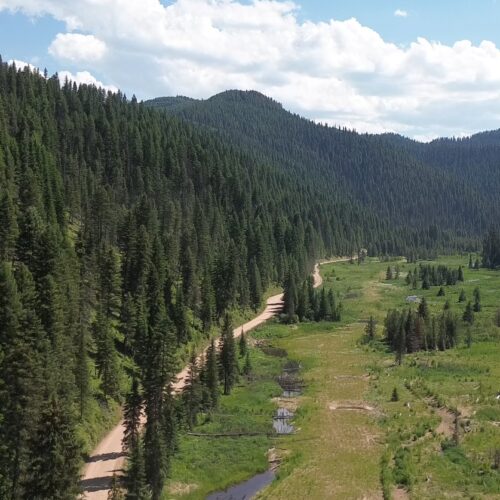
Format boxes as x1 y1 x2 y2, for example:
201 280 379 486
1 58 500 499
146 90 498 254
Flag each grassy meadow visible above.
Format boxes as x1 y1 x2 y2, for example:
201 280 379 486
167 256 500 499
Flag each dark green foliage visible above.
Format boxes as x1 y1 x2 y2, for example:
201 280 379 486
23 395 81 500
203 338 219 410
495 308 500 328
122 379 143 452
238 331 247 358
458 289 466 303
365 316 376 341
219 314 238 395
473 287 481 312
147 90 496 256
437 286 446 297
463 302 474 325
384 308 458 356
482 226 500 269
182 353 202 429
391 387 399 402
242 351 252 376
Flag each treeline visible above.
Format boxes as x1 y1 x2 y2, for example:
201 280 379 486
282 275 341 323
384 302 459 363
405 264 464 289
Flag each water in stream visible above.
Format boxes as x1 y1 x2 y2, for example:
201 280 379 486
206 470 276 500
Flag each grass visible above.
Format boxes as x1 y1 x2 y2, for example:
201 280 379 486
164 256 500 499
164 346 283 499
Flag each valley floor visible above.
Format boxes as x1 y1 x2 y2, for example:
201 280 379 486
168 257 500 499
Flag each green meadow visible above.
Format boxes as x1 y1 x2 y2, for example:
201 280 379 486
167 256 500 499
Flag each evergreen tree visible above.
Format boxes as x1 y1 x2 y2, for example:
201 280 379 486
124 439 148 500
463 302 474 325
473 287 481 312
365 316 376 341
242 351 252 376
23 395 81 500
203 338 219 409
238 330 247 357
219 314 237 395
123 378 143 452
437 286 445 297
458 289 466 303
182 352 201 429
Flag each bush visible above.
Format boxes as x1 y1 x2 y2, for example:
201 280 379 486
391 387 399 402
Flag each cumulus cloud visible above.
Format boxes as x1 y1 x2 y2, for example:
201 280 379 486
394 9 408 17
1 0 500 138
49 33 107 62
58 70 118 92
7 58 36 71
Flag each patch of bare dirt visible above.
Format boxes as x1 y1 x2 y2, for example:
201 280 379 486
435 407 456 438
329 401 377 412
272 396 300 412
393 486 410 499
167 482 199 495
334 374 370 381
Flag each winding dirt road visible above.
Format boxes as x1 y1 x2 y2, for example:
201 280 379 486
81 258 348 498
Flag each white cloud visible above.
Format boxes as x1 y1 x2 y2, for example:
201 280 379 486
394 9 408 18
58 70 118 93
1 0 500 138
49 33 107 62
7 58 35 70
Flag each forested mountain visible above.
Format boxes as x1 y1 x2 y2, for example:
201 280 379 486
146 90 499 246
0 60 411 498
1 58 498 498
380 131 500 205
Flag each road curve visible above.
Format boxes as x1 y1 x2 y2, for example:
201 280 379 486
81 257 348 498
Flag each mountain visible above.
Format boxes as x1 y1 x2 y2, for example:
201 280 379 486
0 60 410 498
146 90 500 243
380 131 500 204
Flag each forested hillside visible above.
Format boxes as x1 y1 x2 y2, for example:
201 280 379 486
0 61 408 498
380 131 500 206
146 90 498 247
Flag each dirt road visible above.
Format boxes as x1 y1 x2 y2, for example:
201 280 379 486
81 258 347 498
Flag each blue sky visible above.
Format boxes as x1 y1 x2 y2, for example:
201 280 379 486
1 0 500 139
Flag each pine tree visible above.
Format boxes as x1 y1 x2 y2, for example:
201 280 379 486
238 330 247 357
242 351 252 376
123 378 143 452
182 352 201 429
124 438 148 500
463 302 474 325
458 266 464 281
417 297 429 321
391 387 399 402
458 289 466 303
468 254 473 269
437 286 445 297
23 395 81 499
365 316 376 341
473 287 481 312
204 338 219 409
219 314 237 395
396 321 406 366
